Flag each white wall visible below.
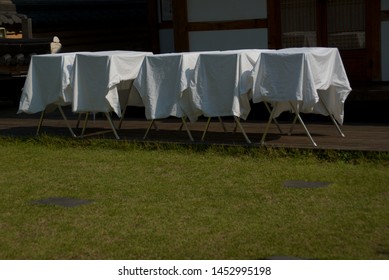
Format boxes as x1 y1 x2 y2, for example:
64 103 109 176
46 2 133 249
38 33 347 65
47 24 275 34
189 29 268 51
187 0 268 51
382 0 389 81
159 29 174 53
187 0 266 22
158 0 268 53
382 0 389 9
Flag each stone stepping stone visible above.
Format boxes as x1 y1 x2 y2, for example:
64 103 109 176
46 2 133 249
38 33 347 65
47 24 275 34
32 197 93 207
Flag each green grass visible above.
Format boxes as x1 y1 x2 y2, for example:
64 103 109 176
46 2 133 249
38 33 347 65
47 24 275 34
0 136 388 259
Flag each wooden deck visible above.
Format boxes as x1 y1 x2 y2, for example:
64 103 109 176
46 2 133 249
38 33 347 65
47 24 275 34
1 106 388 152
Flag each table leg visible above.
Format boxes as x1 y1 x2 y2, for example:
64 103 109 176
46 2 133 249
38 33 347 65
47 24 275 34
80 112 89 138
118 107 126 130
201 117 212 141
36 109 46 136
260 103 278 145
181 117 194 141
143 120 155 140
105 112 120 140
289 102 317 147
317 91 345 137
218 117 227 132
264 102 283 134
234 116 251 144
288 114 298 136
58 106 77 138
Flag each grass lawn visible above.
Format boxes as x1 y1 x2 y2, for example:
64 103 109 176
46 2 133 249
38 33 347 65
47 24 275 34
0 136 388 260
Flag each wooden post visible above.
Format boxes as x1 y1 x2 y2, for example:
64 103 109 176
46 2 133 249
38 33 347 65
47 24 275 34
172 0 189 52
367 0 381 81
267 0 281 49
148 0 160 53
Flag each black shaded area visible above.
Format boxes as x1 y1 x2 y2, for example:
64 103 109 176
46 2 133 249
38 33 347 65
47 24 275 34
0 75 25 105
13 0 148 28
283 180 330 188
32 197 93 207
10 0 151 53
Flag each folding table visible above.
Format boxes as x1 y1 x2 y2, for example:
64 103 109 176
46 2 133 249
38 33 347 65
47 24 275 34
251 48 351 146
133 52 211 141
189 49 271 143
71 51 151 139
18 52 80 137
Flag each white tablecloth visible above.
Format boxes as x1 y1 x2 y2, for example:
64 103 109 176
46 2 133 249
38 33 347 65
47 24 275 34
71 51 152 117
134 52 216 121
18 52 79 114
251 48 351 124
188 49 272 121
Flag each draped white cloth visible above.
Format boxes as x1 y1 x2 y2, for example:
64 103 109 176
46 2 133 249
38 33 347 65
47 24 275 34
188 49 272 121
18 48 351 133
18 52 78 114
133 52 215 121
251 48 351 124
71 51 151 117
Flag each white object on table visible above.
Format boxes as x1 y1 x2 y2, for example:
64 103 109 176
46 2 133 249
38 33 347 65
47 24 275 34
251 47 352 146
50 36 62 54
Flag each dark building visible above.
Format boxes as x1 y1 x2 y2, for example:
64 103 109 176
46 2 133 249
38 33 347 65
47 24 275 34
1 0 152 103
8 0 151 52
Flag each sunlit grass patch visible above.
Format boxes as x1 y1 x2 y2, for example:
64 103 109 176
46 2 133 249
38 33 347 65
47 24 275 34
0 136 388 259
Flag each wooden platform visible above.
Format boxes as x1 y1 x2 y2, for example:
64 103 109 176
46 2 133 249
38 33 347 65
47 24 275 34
1 106 388 152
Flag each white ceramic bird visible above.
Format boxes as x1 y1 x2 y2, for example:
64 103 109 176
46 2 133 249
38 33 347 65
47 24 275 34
50 36 62 54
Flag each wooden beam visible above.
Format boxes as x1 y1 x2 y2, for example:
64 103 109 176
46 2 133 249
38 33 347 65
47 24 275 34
148 0 160 53
316 0 327 46
267 0 281 49
172 0 189 52
159 21 173 29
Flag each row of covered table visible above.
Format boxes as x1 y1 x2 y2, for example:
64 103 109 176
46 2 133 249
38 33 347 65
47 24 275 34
18 48 351 145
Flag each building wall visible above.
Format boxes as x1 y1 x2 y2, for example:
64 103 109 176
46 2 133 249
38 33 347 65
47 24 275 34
189 29 267 51
187 0 266 22
159 29 174 53
158 0 388 82
187 0 267 51
158 0 268 53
